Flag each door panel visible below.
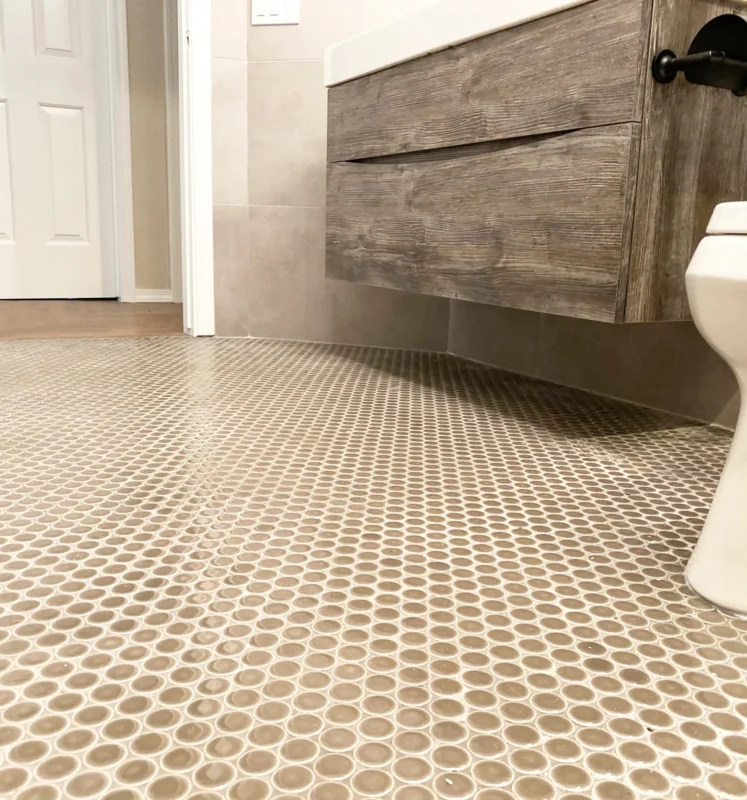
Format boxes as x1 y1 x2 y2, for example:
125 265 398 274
42 104 88 240
0 0 112 298
33 0 79 58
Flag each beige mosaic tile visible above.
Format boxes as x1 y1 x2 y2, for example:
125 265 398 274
0 337 741 800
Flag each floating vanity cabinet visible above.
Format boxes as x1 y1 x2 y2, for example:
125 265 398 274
328 126 640 322
326 0 747 323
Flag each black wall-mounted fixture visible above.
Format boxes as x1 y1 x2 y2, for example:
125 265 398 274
652 14 747 95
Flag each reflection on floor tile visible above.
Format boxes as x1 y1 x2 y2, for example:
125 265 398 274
0 337 741 800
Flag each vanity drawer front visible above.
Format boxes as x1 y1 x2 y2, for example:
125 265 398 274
327 124 639 323
328 0 648 163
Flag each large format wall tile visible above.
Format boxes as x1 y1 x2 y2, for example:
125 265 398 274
248 205 328 341
244 0 439 62
248 0 325 61
228 0 449 349
212 0 247 60
447 300 739 427
325 280 450 351
247 61 327 208
212 57 249 205
324 0 440 48
536 314 739 428
214 204 251 337
448 301 539 376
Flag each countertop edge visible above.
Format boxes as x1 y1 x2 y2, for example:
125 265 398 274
324 0 597 87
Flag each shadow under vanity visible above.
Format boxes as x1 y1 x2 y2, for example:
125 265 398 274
325 0 747 324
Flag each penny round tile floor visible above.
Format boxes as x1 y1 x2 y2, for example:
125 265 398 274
0 337 741 800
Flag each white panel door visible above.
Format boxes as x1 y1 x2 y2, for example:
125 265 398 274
0 0 114 298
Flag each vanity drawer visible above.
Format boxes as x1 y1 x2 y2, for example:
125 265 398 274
327 124 639 323
328 0 648 162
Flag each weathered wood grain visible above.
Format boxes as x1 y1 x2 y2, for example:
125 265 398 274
327 124 639 323
625 0 747 322
328 0 649 162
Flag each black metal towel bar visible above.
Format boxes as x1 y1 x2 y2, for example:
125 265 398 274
652 13 747 96
653 49 747 95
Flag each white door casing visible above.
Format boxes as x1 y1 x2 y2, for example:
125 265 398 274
177 0 214 336
163 0 182 305
0 0 115 298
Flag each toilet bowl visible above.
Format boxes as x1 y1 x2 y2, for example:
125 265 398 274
686 202 747 613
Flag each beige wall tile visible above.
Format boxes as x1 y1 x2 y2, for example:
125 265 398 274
248 205 326 341
447 300 738 427
245 0 439 61
212 0 247 60
226 0 449 348
448 301 539 376
535 315 739 428
325 280 450 351
248 0 325 61
324 0 440 47
214 205 251 337
212 57 249 205
247 61 327 208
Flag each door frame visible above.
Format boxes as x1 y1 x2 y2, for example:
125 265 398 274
104 0 214 336
103 0 136 304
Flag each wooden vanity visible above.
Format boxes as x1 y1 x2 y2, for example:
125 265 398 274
325 0 747 323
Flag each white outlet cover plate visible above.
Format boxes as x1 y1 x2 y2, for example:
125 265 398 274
252 0 300 25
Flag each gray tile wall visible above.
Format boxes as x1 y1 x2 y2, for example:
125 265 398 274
211 0 449 348
212 1 251 335
448 301 740 428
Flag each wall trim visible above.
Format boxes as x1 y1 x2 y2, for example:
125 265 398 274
135 289 174 303
178 0 215 336
104 0 137 303
102 0 213 331
163 0 183 304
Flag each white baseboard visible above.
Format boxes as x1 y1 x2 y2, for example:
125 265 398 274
135 289 174 303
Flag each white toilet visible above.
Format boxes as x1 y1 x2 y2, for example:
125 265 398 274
686 201 747 614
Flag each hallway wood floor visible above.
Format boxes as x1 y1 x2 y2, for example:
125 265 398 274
0 300 183 339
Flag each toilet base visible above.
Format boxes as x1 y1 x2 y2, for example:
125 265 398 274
685 574 747 619
685 391 747 615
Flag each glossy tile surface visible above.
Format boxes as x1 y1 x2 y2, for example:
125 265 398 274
0 337 741 800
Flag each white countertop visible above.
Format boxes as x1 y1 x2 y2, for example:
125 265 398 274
325 0 597 87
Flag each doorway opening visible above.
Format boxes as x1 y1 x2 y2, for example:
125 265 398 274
0 0 213 337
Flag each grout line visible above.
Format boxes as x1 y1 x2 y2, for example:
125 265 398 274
247 58 325 64
242 334 447 357
247 204 325 210
212 55 248 63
